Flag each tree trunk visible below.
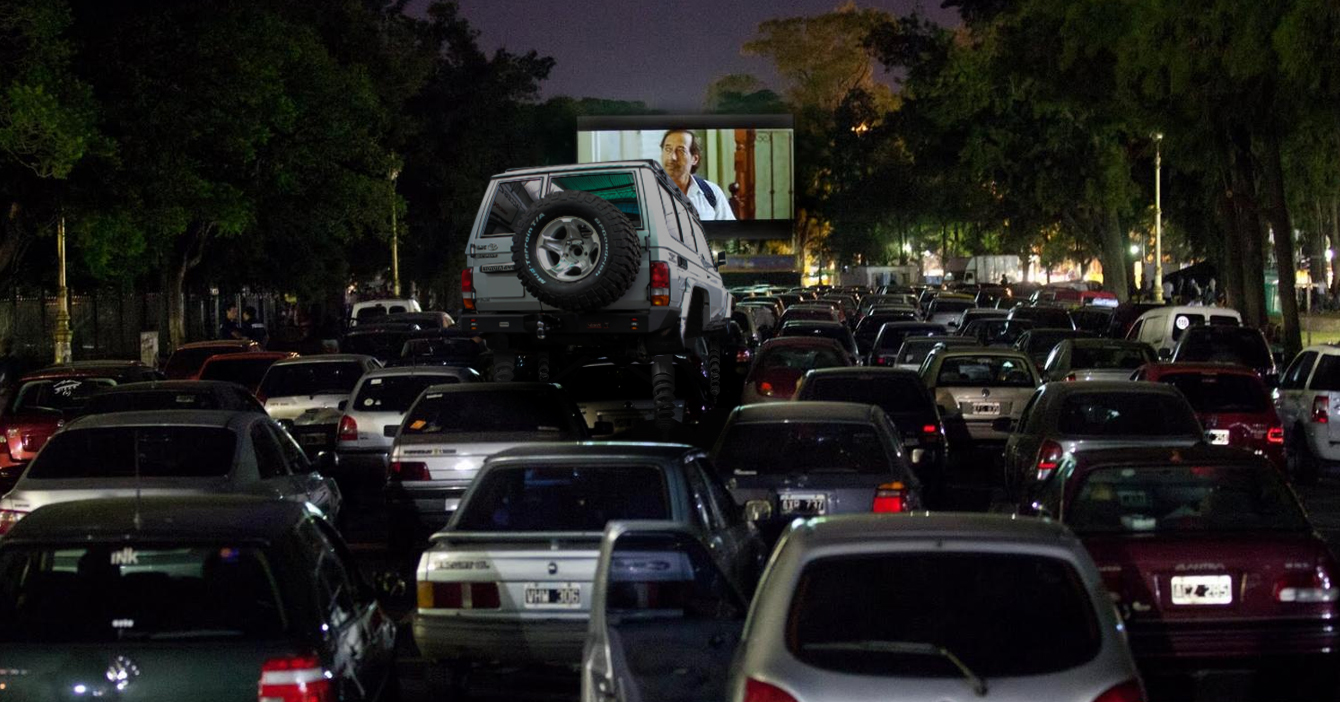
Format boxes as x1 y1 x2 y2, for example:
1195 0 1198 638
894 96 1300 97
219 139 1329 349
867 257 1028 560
1311 199 1329 290
1228 129 1267 328
1216 189 1245 311
159 223 214 353
1331 197 1340 295
1100 208 1130 302
1260 129 1303 360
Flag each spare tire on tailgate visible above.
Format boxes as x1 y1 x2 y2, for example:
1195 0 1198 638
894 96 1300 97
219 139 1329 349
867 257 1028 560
512 190 641 312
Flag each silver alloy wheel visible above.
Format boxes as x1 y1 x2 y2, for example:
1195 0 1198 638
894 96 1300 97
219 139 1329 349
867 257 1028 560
534 216 602 282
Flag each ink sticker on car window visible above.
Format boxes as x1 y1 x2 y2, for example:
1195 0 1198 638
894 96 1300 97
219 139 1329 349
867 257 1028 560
54 379 83 397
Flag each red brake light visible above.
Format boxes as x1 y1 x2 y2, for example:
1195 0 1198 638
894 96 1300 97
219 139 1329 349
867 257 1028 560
758 381 774 396
1313 395 1329 424
470 582 502 609
744 678 800 702
336 415 358 443
1092 679 1146 702
388 461 429 481
1267 425 1284 445
258 653 331 702
736 348 753 364
461 267 475 294
873 357 887 365
1036 439 1064 481
1274 568 1339 603
416 581 501 609
921 423 943 443
1065 373 1077 382
0 509 28 536
650 261 671 306
872 481 907 513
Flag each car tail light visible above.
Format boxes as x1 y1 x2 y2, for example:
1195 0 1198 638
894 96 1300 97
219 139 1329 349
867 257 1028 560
417 581 501 609
922 423 943 442
388 461 430 481
1313 395 1329 424
1092 679 1146 702
650 261 671 306
743 678 800 702
1064 373 1078 382
470 582 502 609
758 381 774 396
0 509 28 536
873 356 887 366
336 415 358 443
872 481 906 513
258 653 331 702
1274 569 1339 603
1036 439 1064 481
1267 425 1284 445
736 347 752 364
461 267 476 311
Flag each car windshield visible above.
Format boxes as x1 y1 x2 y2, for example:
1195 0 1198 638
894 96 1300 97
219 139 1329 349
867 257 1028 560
26 427 237 479
788 553 1100 677
797 376 936 423
10 377 118 414
353 375 460 413
258 362 365 398
935 356 1035 387
454 464 668 531
1158 373 1268 413
716 422 892 475
1174 329 1272 368
562 364 698 402
1057 393 1201 437
1068 465 1309 534
1069 345 1152 370
1013 309 1072 328
401 391 578 438
759 345 847 370
0 544 286 643
198 357 279 389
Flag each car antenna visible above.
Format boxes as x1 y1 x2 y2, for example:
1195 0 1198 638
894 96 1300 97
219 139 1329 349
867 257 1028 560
133 428 143 531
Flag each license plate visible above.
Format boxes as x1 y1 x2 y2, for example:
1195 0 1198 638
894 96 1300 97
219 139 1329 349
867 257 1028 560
523 583 581 608
780 493 827 515
1170 575 1233 605
972 402 1001 415
299 434 325 445
1208 429 1230 445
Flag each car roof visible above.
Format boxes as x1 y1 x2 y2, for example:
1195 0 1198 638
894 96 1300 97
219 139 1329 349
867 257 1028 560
64 409 260 430
1139 362 1261 378
782 320 844 328
785 512 1076 548
202 351 293 362
95 380 247 394
932 347 1032 361
486 441 698 463
415 381 561 395
270 354 375 366
1067 445 1267 471
23 361 150 379
357 365 475 379
1136 305 1242 319
352 298 418 307
3 495 308 543
500 160 658 178
758 337 846 351
1068 338 1149 348
732 401 879 423
1040 380 1185 397
803 367 922 381
879 321 945 330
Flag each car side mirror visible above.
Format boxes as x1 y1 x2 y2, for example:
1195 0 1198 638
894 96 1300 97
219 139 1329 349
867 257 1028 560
991 417 1015 433
716 251 727 268
337 400 347 411
1157 348 1172 361
592 420 616 436
744 499 773 522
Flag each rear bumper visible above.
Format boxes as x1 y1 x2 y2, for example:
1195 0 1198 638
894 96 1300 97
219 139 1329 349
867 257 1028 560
384 483 467 531
331 448 390 502
414 612 587 665
460 309 679 338
1129 618 1340 661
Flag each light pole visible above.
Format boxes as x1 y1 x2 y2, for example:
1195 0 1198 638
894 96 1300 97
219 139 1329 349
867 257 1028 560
389 163 401 298
53 216 72 364
1153 133 1165 303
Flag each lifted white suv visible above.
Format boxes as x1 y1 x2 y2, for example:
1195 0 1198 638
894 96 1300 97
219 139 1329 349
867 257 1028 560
459 161 731 419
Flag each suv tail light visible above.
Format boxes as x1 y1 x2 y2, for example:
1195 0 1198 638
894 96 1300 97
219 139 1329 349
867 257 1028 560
461 267 476 311
1274 569 1339 603
650 261 671 306
1092 679 1145 702
1036 439 1064 481
388 461 429 481
872 481 906 513
743 678 800 702
336 415 358 443
258 653 331 702
417 581 501 609
922 423 943 443
1267 425 1284 445
0 509 28 536
736 347 753 364
873 356 888 366
1313 395 1329 424
758 381 775 396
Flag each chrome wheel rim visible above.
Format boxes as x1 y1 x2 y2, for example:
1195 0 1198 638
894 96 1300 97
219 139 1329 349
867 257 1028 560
534 216 602 282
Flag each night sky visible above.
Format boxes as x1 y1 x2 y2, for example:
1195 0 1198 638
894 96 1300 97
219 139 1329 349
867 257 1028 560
441 0 960 112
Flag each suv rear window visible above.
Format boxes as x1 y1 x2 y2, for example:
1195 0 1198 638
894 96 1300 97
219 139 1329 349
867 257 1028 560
27 427 237 479
1069 344 1152 370
1312 355 1340 392
716 422 892 476
797 376 935 423
1158 372 1268 413
353 375 459 413
1069 465 1308 534
483 178 544 236
875 326 944 351
1057 393 1201 437
929 300 974 315
550 172 642 228
1174 328 1271 368
259 362 365 398
401 391 579 438
0 544 285 642
455 464 668 531
788 553 1100 677
935 356 1035 388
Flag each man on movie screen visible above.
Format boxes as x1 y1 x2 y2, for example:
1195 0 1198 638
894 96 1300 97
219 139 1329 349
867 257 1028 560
659 129 736 221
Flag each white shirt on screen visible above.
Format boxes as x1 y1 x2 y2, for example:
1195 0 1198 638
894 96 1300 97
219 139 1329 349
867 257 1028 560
686 177 736 221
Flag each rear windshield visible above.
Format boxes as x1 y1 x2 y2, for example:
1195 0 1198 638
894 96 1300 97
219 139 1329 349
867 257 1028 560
1068 465 1308 535
454 464 668 531
929 300 974 315
27 427 237 479
10 377 117 414
1023 331 1084 354
897 339 976 366
342 331 411 360
1069 345 1153 370
782 308 836 322
0 544 285 643
935 356 1035 388
401 337 483 360
1311 355 1340 392
797 377 935 421
1057 393 1201 437
353 375 459 413
1158 373 1268 413
198 357 278 389
716 422 893 476
562 364 698 403
1013 309 1072 328
1174 329 1271 368
401 391 579 438
551 172 643 228
259 362 365 398
788 553 1100 677
81 390 243 415
759 345 847 370
875 326 945 350
779 325 851 347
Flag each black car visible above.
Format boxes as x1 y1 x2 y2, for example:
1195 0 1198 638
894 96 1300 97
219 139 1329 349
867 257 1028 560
0 496 397 700
1013 328 1096 369
77 380 267 417
868 322 948 366
777 320 861 360
853 312 919 356
1007 306 1075 330
1170 324 1278 386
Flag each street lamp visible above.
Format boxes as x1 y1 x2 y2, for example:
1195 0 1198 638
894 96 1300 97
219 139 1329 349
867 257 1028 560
1153 133 1164 303
53 216 72 364
388 161 401 298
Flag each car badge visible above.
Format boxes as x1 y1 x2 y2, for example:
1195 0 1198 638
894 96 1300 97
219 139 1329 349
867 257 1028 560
981 388 991 398
106 655 140 692
547 562 559 575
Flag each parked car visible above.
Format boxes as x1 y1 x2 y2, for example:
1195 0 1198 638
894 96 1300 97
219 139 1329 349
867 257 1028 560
794 368 947 493
1042 339 1157 382
1273 344 1340 485
778 305 841 326
0 361 164 485
415 442 761 692
163 339 259 380
0 410 341 536
853 311 918 357
1008 305 1076 331
1134 363 1285 472
960 317 1033 346
258 354 382 424
197 350 296 394
386 331 492 376
924 295 976 329
348 297 422 327
341 323 423 364
0 496 398 700
1070 306 1118 336
740 338 856 404
1000 381 1204 499
868 322 948 366
920 347 1041 444
557 357 709 434
77 380 266 417
1170 324 1277 387
1014 328 1096 369
1126 305 1243 358
777 320 862 361
383 383 590 540
1026 446 1337 691
582 514 1145 702
1106 302 1165 339
892 336 980 372
956 307 1009 331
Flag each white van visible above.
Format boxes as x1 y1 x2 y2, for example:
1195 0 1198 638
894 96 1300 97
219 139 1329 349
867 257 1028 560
1126 305 1243 357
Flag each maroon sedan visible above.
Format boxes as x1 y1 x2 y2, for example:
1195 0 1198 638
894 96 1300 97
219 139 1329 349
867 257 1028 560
1028 446 1338 669
741 337 855 403
1134 363 1285 472
162 339 260 379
